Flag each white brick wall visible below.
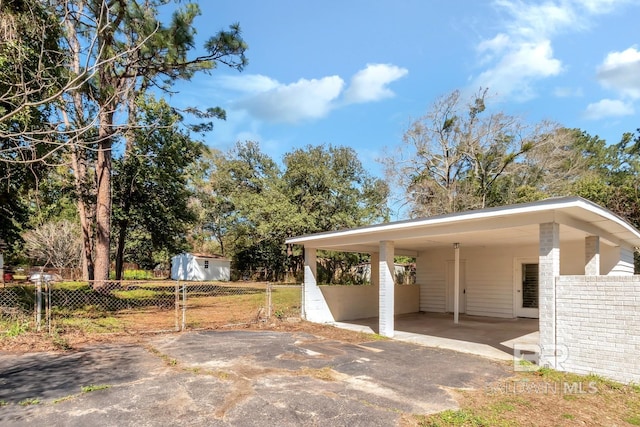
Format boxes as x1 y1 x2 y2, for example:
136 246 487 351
555 275 640 384
584 236 600 275
379 241 395 337
539 223 560 368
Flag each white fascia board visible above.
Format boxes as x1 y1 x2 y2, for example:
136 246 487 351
286 197 640 248
567 198 640 246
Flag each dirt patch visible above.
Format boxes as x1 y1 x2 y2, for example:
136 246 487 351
0 319 380 354
0 330 138 353
247 319 386 343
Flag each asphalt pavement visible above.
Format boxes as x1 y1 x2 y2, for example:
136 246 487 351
0 330 510 426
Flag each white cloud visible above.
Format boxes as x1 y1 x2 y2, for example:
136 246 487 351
217 74 280 94
475 40 563 101
496 0 578 40
596 46 640 99
343 64 408 104
580 0 631 14
584 98 634 119
235 76 344 123
218 64 407 123
477 33 510 65
473 0 629 100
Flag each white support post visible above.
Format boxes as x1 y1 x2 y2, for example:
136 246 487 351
303 247 334 323
585 235 600 276
454 243 460 324
539 222 560 368
379 241 395 337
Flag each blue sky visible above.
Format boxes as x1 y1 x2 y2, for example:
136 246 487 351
168 0 640 177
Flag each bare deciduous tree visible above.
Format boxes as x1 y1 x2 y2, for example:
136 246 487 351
22 220 82 269
384 89 563 217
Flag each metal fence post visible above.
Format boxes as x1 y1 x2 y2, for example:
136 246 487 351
175 281 180 332
266 283 272 319
46 281 52 335
181 282 187 331
35 278 42 332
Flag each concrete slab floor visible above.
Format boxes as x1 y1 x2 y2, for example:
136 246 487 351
334 312 540 361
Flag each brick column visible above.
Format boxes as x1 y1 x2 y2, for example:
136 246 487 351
585 236 600 276
539 223 560 368
379 241 395 337
453 243 460 324
303 248 334 323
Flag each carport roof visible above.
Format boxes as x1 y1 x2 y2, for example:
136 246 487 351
286 197 640 256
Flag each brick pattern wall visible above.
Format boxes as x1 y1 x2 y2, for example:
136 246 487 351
556 275 640 384
539 223 560 368
584 236 600 275
379 241 395 337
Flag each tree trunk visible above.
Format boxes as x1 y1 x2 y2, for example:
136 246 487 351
71 145 94 281
114 96 137 281
285 242 295 282
93 110 113 287
65 13 95 281
114 217 128 281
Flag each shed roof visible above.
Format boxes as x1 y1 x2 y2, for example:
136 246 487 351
174 253 230 261
286 197 640 256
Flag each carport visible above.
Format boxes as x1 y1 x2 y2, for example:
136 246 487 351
287 197 640 364
334 312 539 360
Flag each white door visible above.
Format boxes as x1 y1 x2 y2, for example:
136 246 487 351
515 260 539 318
446 260 466 313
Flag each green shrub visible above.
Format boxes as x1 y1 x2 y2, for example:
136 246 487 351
109 270 154 280
3 320 32 337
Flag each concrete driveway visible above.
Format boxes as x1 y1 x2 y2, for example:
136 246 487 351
0 330 510 426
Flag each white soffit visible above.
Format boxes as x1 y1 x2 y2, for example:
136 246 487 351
286 197 640 251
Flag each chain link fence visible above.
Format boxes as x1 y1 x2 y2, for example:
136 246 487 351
0 280 302 336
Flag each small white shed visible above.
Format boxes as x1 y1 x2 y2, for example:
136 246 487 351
171 253 231 281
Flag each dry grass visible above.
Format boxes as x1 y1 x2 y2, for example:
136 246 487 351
406 367 640 427
0 282 304 352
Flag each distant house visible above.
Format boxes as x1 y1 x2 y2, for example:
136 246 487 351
171 253 231 281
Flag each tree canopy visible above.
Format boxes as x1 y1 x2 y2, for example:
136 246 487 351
0 0 247 284
188 142 390 280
